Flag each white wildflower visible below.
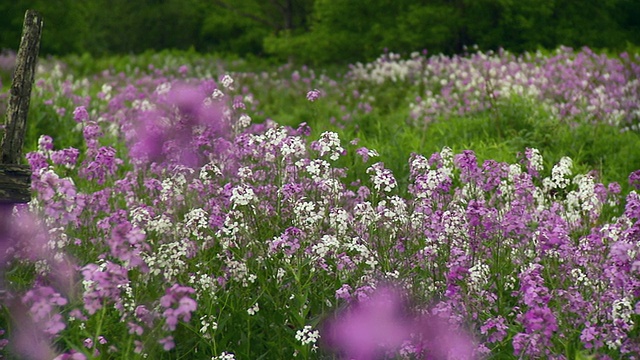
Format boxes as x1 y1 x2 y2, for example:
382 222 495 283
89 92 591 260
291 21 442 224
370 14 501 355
328 207 350 234
237 114 251 129
281 136 306 159
315 132 344 161
200 162 222 182
295 325 320 346
612 298 634 330
570 268 592 287
230 185 255 207
367 162 397 192
543 156 572 192
199 315 218 339
294 200 323 229
528 148 544 173
468 262 490 290
305 159 331 180
212 352 235 360
155 82 172 96
211 88 225 100
247 302 259 315
236 167 253 180
221 74 234 89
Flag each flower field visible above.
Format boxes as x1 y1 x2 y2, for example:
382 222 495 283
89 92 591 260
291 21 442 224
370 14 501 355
0 47 640 359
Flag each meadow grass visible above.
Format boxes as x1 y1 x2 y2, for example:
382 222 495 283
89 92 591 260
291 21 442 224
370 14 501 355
0 47 639 359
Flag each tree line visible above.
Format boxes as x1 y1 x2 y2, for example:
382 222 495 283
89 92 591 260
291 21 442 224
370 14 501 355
1 0 638 64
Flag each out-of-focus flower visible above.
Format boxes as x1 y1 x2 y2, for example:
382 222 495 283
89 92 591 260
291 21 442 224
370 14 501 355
53 349 87 360
160 284 197 331
212 352 236 360
72 106 89 123
306 89 321 102
322 286 477 359
629 169 640 191
0 204 82 359
323 286 410 359
159 335 175 351
129 83 229 167
221 74 234 89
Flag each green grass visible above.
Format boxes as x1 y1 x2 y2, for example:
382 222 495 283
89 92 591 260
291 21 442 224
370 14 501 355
305 92 640 197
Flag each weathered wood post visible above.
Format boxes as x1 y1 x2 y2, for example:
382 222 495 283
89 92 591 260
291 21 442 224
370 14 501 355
0 10 43 204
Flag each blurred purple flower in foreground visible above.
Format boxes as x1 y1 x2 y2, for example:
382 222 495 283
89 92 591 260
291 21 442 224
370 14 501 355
0 205 73 359
323 286 478 360
129 83 228 167
324 286 410 359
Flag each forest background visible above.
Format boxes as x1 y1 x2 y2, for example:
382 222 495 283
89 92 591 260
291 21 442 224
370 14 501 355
1 0 639 65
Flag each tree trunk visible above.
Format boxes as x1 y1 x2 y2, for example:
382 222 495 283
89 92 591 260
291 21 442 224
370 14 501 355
1 10 43 164
0 165 31 204
0 9 42 204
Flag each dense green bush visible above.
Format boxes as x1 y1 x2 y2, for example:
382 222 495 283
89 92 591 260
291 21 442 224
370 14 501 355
0 0 639 64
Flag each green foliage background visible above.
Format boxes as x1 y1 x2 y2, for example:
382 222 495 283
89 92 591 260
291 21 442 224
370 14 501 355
1 0 639 64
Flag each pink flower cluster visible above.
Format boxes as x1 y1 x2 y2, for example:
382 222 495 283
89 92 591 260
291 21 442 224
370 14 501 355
324 286 478 359
349 47 640 129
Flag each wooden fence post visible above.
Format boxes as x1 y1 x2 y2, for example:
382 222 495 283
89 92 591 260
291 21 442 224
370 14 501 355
0 10 43 204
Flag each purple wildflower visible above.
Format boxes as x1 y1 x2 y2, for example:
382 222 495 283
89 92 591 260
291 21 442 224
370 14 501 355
26 151 49 173
454 150 480 183
269 227 303 256
522 306 558 338
50 148 80 169
79 146 122 185
480 316 508 343
54 350 88 360
22 285 68 336
335 284 352 301
323 286 477 359
0 330 7 351
306 89 321 102
323 286 411 359
159 336 175 351
355 147 378 162
73 106 89 123
38 135 54 152
129 82 230 167
160 284 197 331
629 169 640 190
82 121 103 149
81 261 130 315
108 221 149 270
580 322 604 349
